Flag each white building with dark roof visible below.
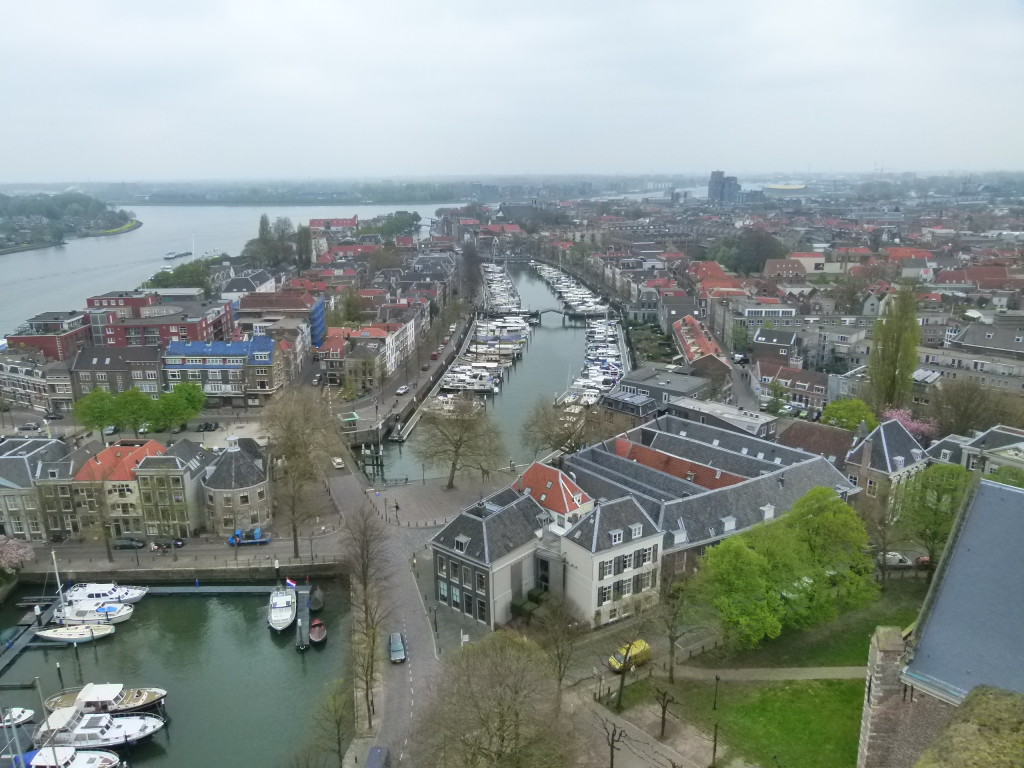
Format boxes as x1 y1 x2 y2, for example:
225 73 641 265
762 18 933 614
201 436 271 534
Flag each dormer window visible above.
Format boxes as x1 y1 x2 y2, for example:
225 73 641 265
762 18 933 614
722 515 737 532
610 529 623 546
893 456 905 470
760 504 775 520
629 523 643 539
545 481 553 489
454 535 470 553
940 449 951 461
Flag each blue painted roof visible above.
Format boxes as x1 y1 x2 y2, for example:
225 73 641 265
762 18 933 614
164 336 276 366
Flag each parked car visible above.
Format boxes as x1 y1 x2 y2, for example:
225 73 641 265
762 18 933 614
916 555 932 570
138 423 152 434
198 422 220 432
151 538 186 550
389 632 407 663
331 457 346 470
879 551 913 569
430 351 439 360
103 425 119 436
44 411 64 420
780 404 797 415
608 639 652 672
17 422 40 431
421 363 430 371
113 536 145 550
312 374 321 386
732 353 749 364
171 424 186 434
395 385 410 396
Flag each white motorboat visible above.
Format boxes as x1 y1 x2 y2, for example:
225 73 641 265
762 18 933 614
62 583 148 605
1 707 34 727
45 683 167 714
35 625 116 644
53 601 134 626
267 587 297 632
32 708 164 750
12 746 122 767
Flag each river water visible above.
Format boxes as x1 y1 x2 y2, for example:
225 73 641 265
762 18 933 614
0 203 457 336
381 265 590 479
0 580 351 767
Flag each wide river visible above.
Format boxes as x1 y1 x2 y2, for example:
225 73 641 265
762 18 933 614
0 203 458 336
0 580 351 767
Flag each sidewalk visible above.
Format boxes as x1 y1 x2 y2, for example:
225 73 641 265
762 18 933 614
359 469 515 529
674 664 867 681
409 549 490 659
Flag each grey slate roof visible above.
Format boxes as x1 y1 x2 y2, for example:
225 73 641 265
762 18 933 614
0 438 70 489
203 438 268 490
657 456 856 545
71 346 162 369
166 439 217 479
430 488 543 566
647 415 809 466
962 425 1024 453
563 496 659 554
925 435 970 465
35 441 104 482
846 419 924 474
903 480 1024 703
776 421 856 469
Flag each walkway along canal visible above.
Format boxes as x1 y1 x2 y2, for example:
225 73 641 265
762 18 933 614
378 264 600 480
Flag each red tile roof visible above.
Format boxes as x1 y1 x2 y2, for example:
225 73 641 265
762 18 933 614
614 438 745 489
75 441 166 483
672 315 723 363
512 463 592 516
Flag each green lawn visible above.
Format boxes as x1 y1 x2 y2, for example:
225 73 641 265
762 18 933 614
692 578 927 668
619 677 864 768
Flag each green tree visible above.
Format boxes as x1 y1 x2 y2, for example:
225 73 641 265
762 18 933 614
697 536 784 649
709 229 788 275
867 284 920 412
989 465 1024 488
765 380 787 415
114 388 155 436
652 577 711 684
780 487 877 622
929 378 1010 437
296 225 313 270
896 464 972 573
74 389 116 431
822 398 879 431
172 381 207 418
258 213 272 242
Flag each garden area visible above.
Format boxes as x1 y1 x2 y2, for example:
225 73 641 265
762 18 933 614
628 323 677 363
688 577 927 669
617 677 864 768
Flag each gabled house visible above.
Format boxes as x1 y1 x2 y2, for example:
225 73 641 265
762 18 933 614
562 497 663 625
512 462 593 530
72 439 168 538
135 438 216 539
845 419 926 510
0 437 69 541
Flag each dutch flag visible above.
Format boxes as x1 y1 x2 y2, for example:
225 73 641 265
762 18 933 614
285 578 297 589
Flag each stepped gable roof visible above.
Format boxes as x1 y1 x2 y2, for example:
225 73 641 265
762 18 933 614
776 421 855 468
75 441 166 483
0 438 69 489
202 437 268 490
903 481 1024 703
430 488 543 566
657 456 854 540
563 496 659 554
512 462 591 516
846 419 924 473
925 434 971 465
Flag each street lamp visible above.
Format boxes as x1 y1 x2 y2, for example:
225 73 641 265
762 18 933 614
713 674 721 710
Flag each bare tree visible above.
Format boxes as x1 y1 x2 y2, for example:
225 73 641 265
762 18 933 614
654 688 676 740
594 713 628 768
311 679 352 768
262 389 342 557
652 575 712 684
342 504 392 731
413 396 505 489
521 397 634 457
528 594 587 710
286 745 328 768
415 631 577 768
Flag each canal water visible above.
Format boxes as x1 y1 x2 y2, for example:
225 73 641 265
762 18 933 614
381 265 590 479
0 581 351 767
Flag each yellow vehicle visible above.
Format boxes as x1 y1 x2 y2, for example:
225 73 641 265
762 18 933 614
608 639 652 672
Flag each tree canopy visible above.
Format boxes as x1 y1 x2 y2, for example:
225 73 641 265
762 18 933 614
520 397 633 457
988 465 1024 489
822 398 878 432
708 229 788 275
894 464 972 568
413 397 505 489
867 284 919 412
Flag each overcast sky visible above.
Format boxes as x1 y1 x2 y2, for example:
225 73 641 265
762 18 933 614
2 0 1022 183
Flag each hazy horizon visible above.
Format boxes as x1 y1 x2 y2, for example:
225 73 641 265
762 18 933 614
2 0 1022 184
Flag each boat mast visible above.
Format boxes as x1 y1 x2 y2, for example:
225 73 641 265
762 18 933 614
51 550 64 609
35 676 61 767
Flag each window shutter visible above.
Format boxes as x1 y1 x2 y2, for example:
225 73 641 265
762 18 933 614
613 580 622 599
634 549 642 568
613 556 622 576
652 544 659 561
632 574 640 593
651 569 658 591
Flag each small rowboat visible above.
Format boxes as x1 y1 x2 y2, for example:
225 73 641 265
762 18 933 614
1 708 34 727
35 625 116 644
309 618 326 645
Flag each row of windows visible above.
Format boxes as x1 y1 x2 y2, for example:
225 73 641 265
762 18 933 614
206 489 266 506
598 546 656 579
437 555 487 594
597 571 654 605
438 581 487 623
